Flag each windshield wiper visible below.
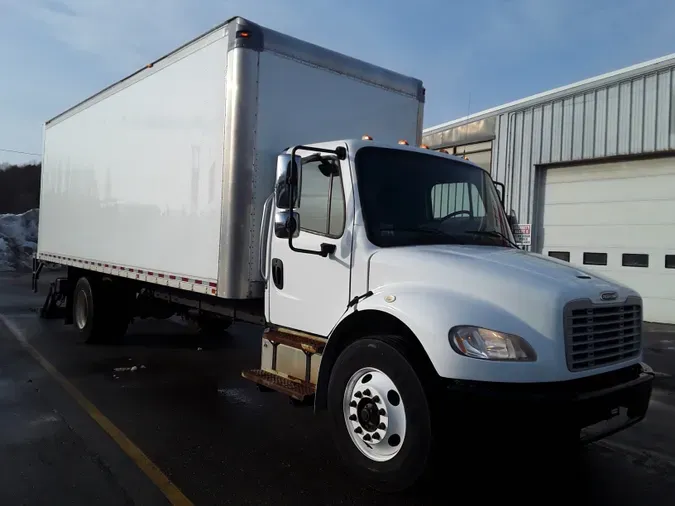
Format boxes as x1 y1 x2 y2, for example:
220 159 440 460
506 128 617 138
463 230 520 248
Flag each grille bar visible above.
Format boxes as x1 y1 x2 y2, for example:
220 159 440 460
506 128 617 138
570 325 640 339
569 331 640 348
564 297 642 372
570 341 639 356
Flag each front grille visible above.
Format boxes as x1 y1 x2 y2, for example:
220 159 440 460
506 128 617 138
564 297 642 372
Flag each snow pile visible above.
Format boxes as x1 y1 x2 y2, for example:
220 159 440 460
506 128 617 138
0 209 39 271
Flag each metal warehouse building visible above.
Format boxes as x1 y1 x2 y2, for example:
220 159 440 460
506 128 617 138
423 54 675 324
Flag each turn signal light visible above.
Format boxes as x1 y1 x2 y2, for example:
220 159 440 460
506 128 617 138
398 139 409 145
362 135 373 140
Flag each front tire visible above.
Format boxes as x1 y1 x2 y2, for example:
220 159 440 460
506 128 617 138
327 336 433 493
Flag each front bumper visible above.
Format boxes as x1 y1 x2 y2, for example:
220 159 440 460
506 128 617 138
443 363 654 444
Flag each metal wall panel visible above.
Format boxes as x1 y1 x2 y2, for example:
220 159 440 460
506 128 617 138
607 85 620 155
618 81 632 155
422 63 675 248
520 110 533 221
583 92 595 158
562 97 574 160
631 77 644 153
511 112 524 212
643 74 657 152
657 71 671 150
541 103 553 163
595 88 607 156
551 101 563 163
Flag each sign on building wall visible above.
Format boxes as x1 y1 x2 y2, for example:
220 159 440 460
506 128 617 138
513 224 531 246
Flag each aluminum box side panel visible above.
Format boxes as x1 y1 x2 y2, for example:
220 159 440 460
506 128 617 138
236 50 421 298
38 31 229 283
217 44 261 299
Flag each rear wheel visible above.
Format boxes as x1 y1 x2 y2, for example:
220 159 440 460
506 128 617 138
72 276 130 344
327 336 433 493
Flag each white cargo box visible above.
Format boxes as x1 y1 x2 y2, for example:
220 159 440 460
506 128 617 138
37 16 425 300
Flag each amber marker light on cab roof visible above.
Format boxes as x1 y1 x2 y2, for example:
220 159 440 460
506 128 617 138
420 144 429 149
398 139 409 145
362 135 373 140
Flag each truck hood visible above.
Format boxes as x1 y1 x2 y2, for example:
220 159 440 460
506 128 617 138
368 245 638 312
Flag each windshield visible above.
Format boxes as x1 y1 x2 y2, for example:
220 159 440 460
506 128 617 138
354 146 514 248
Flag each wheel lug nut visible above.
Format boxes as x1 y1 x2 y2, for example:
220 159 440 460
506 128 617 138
379 408 386 416
354 427 363 434
363 434 371 442
372 433 381 440
349 401 357 407
355 391 362 398
378 423 386 430
363 389 371 396
349 414 357 421
372 395 380 403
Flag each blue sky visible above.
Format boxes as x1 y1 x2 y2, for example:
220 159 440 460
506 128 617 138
2 0 675 164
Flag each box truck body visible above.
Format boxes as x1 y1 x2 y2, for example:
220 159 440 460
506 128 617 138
37 17 424 299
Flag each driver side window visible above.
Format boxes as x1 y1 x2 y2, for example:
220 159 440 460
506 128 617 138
298 159 345 237
430 182 486 219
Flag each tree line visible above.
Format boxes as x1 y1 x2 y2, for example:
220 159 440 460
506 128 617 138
0 163 41 214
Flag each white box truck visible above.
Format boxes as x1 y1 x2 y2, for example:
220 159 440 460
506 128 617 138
33 16 654 492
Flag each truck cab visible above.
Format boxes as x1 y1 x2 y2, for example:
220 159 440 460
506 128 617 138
246 136 654 491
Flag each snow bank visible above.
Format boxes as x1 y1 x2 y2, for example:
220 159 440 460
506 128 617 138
0 209 39 271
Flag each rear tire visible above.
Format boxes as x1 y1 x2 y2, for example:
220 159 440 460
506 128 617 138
72 276 130 344
327 336 433 493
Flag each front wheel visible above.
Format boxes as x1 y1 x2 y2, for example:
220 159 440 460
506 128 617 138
327 337 433 493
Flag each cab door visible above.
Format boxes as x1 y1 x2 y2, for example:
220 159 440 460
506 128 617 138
265 143 353 337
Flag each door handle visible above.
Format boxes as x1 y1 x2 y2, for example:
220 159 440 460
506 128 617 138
271 258 284 290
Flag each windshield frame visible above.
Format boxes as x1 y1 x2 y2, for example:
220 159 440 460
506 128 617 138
353 146 516 249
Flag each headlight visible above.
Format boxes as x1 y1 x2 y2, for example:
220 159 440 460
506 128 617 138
449 326 536 361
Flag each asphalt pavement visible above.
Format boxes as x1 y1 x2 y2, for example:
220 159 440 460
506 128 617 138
1 270 675 505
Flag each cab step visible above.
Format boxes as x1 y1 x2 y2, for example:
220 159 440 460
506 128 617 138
264 328 327 354
241 369 315 402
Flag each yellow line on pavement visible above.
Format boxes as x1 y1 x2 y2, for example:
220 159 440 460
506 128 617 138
0 314 193 506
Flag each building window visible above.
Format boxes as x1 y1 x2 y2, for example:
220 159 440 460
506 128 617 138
435 140 492 173
666 255 675 269
583 252 607 266
548 251 570 262
298 158 345 237
622 253 649 268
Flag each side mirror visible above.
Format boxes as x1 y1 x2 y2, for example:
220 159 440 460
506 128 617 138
507 210 518 230
274 210 300 239
275 153 302 210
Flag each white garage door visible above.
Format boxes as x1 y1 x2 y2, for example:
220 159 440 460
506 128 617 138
540 157 675 324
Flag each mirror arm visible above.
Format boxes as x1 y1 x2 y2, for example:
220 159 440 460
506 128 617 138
285 144 346 258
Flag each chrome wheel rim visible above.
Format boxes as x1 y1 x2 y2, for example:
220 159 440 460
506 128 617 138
342 367 406 462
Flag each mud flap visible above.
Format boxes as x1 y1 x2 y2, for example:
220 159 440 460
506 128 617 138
40 278 70 320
